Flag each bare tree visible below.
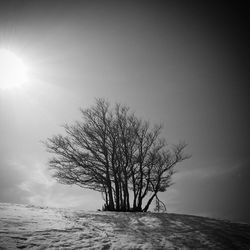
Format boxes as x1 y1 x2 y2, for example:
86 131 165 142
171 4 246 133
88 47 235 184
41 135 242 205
44 98 190 212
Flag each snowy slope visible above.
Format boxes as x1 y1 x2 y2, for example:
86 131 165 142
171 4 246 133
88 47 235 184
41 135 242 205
0 203 250 249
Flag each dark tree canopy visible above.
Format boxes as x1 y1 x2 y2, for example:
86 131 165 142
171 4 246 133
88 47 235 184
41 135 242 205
45 98 190 212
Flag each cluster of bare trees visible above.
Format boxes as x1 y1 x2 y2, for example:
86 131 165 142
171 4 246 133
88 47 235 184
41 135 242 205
45 99 189 212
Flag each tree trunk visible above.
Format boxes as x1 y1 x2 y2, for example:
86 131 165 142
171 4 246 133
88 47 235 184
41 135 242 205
106 168 115 211
142 192 157 212
114 172 120 210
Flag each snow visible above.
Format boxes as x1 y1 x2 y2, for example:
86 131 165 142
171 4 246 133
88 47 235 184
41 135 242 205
0 203 250 249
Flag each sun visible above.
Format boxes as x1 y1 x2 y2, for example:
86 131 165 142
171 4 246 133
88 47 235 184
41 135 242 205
0 49 28 90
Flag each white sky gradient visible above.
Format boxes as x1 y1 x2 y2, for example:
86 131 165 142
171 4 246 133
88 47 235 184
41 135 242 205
0 1 249 223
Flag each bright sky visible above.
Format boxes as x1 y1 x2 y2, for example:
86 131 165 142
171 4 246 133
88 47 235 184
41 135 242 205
0 1 249 223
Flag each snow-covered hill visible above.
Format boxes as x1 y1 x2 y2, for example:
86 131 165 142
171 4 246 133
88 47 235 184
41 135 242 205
0 203 249 249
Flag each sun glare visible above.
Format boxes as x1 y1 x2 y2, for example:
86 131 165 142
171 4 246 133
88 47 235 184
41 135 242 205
0 49 28 90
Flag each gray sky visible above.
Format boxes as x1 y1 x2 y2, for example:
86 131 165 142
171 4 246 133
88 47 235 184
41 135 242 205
0 1 249 223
